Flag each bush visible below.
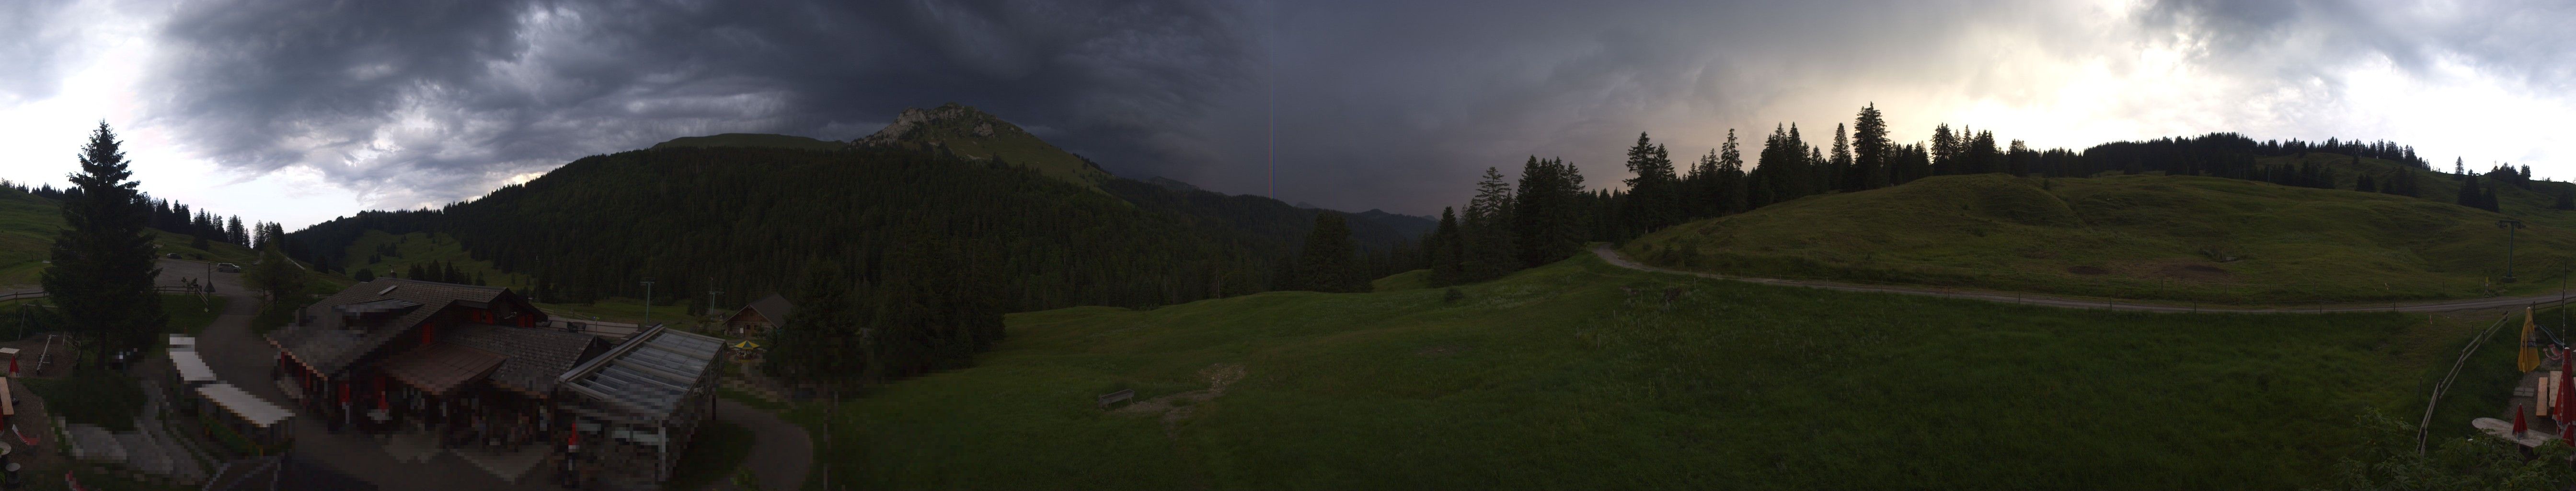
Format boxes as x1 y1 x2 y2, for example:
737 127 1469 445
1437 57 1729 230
23 370 146 431
1442 288 1464 303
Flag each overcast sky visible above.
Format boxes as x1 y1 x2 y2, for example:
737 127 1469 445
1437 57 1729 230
2 0 2571 228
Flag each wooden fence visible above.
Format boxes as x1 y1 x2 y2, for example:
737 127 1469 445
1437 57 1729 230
2418 296 2576 454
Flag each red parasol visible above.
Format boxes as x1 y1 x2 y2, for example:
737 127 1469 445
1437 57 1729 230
2562 413 2574 447
567 429 581 453
2545 354 2565 421
2516 403 2530 435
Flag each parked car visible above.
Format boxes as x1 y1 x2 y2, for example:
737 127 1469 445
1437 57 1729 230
215 263 241 273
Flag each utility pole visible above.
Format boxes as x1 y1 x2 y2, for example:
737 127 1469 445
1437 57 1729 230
641 277 656 322
2500 219 2527 282
706 277 722 319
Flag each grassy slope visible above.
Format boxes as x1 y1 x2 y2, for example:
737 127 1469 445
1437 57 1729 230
1625 172 2576 303
0 186 263 288
1369 269 1433 292
805 254 2445 489
340 230 530 288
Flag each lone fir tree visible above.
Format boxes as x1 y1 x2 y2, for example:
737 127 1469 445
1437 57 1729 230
42 122 167 357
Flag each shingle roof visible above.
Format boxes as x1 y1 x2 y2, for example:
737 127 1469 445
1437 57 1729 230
267 278 516 376
745 293 794 325
442 324 608 397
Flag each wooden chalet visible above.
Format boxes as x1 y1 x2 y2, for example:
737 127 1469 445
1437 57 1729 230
722 293 794 337
265 278 600 447
267 278 729 488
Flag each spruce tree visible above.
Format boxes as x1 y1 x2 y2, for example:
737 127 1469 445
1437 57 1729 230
1295 213 1359 292
1716 129 1747 213
767 261 862 385
2459 173 2484 209
1464 167 1517 281
1831 123 1853 191
1429 208 1464 285
42 122 166 356
1852 104 1890 188
1622 133 1679 233
2556 187 2576 211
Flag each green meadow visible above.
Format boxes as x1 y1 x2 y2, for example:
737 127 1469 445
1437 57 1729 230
1625 173 2576 304
790 254 2460 490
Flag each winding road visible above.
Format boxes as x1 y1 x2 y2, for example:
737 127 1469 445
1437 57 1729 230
1591 245 2571 314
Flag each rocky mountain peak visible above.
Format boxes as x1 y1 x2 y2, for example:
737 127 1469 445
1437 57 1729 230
856 103 1027 147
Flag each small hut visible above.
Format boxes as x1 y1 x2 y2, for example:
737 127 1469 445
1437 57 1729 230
721 294 794 337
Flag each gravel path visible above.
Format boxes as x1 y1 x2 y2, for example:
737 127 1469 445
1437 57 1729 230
1592 245 2570 314
715 398 812 491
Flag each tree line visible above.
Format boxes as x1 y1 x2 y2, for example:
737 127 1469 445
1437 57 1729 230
3 179 289 254
1403 103 2527 287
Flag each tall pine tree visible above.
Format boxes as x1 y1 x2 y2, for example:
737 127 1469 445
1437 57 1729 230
1428 208 1465 285
1622 133 1679 233
1463 167 1517 281
1513 157 1588 268
1295 213 1360 292
1852 104 1890 189
43 122 167 356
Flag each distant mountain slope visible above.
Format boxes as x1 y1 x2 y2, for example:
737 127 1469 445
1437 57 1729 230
285 145 1298 311
1104 177 1430 253
284 105 1442 309
1623 172 2576 303
650 133 846 151
1351 209 1436 238
856 103 1113 187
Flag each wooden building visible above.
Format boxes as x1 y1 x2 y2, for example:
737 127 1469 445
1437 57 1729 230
265 278 587 443
267 278 726 488
722 293 794 337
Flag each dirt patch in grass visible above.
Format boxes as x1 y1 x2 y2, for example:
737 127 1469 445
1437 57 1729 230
1112 363 1247 438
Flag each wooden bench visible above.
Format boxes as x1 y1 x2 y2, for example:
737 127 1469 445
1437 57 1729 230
1097 389 1135 409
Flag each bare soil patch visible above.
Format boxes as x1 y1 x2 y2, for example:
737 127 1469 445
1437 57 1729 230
1111 364 1247 438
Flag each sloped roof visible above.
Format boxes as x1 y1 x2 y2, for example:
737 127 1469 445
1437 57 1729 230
199 383 295 428
558 325 724 422
443 324 608 397
740 293 794 325
380 342 506 396
266 278 529 376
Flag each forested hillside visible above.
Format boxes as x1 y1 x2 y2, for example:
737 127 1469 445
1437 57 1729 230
287 145 1297 313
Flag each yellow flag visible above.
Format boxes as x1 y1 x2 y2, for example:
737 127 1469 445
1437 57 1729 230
2521 307 2543 373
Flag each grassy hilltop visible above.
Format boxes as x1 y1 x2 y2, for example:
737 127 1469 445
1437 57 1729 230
1622 171 2576 303
0 186 264 288
797 254 2466 490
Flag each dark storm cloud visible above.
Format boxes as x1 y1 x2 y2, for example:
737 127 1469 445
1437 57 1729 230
149 0 1259 207
141 0 2576 213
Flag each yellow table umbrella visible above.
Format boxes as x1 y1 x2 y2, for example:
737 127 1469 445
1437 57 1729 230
2521 307 2543 373
733 340 761 351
